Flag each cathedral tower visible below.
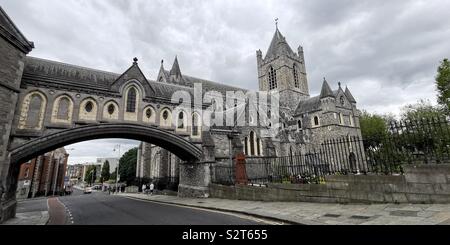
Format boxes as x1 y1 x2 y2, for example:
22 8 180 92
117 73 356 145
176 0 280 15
257 24 309 108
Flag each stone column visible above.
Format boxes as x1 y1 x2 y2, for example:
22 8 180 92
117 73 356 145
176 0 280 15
178 132 215 198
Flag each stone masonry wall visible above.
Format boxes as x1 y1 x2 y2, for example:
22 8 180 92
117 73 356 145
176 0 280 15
210 164 450 204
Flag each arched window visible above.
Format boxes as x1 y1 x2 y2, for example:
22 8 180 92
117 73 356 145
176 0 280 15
250 131 255 156
257 138 261 156
108 104 115 115
126 87 137 112
177 111 184 129
192 113 200 136
85 101 93 113
244 137 248 155
26 94 43 128
146 108 152 118
293 64 299 88
24 168 29 178
314 116 319 126
268 66 277 90
57 97 70 120
297 120 302 130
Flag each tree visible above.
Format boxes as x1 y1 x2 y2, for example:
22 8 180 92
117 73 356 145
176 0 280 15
436 58 450 115
84 165 97 185
400 99 442 121
101 160 110 182
359 110 389 141
118 147 137 185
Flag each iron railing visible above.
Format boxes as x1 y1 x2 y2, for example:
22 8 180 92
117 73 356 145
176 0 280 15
212 116 450 185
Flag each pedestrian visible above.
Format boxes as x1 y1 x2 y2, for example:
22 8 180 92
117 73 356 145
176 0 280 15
149 182 154 196
108 186 111 195
142 183 146 194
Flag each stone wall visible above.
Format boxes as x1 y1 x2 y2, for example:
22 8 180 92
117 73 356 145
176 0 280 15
210 164 450 204
0 36 27 223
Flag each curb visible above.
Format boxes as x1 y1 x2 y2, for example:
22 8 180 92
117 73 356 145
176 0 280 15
120 194 317 225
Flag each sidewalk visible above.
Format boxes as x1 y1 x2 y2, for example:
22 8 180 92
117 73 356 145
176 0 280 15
119 193 450 225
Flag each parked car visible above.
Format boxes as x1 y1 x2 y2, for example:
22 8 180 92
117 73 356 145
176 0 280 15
84 187 92 194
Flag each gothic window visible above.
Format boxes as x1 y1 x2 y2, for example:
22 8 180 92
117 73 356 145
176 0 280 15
268 66 277 90
339 113 344 125
57 97 70 120
297 120 302 130
293 64 299 88
313 116 319 126
244 137 248 155
126 87 137 112
250 131 255 156
108 104 115 115
26 94 43 128
163 110 169 120
192 113 200 136
257 138 261 156
85 101 93 112
24 168 29 178
340 96 345 106
177 111 184 129
146 108 152 118
350 115 354 126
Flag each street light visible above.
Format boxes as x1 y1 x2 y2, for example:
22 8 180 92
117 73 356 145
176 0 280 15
113 144 121 194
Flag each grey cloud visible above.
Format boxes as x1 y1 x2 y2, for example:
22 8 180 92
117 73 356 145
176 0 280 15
1 0 449 159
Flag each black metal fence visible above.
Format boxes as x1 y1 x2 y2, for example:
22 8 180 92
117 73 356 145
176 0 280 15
212 116 450 185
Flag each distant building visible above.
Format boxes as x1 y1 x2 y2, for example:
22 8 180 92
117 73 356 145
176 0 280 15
66 164 84 183
16 148 69 199
96 157 119 174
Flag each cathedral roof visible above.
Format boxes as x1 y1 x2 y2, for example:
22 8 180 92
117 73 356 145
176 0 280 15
345 86 356 103
23 56 119 90
319 78 335 99
265 27 295 60
0 6 34 53
294 96 321 115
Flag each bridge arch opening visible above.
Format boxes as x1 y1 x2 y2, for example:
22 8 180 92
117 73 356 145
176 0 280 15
10 123 202 166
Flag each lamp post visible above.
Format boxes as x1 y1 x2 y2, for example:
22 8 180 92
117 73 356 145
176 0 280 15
113 144 121 194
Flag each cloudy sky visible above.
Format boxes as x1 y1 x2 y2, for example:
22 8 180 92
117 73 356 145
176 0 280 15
2 0 449 164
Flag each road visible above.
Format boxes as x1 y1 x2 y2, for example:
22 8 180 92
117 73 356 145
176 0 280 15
56 189 271 225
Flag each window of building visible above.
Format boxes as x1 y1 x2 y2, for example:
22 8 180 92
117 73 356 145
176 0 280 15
350 115 354 126
257 138 261 156
244 137 248 155
297 120 302 130
293 64 299 88
146 108 152 119
108 104 115 115
162 110 169 120
192 113 200 136
57 97 70 120
250 131 255 156
85 101 93 113
313 116 319 126
339 113 344 125
268 66 277 90
24 168 29 178
126 87 137 112
26 94 43 128
177 111 184 129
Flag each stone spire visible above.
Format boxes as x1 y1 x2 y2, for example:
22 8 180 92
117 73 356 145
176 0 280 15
169 56 182 78
320 78 334 99
345 86 356 103
265 26 295 60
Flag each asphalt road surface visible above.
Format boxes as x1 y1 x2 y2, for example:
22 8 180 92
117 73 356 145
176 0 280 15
57 190 272 225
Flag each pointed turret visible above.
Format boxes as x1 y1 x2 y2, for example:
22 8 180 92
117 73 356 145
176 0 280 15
169 56 182 79
320 78 334 99
265 26 295 60
157 59 168 82
345 86 356 103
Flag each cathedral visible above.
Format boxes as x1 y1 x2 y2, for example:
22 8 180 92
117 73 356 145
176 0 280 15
136 25 363 186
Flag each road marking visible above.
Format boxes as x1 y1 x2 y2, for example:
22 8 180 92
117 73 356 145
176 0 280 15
122 196 284 225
